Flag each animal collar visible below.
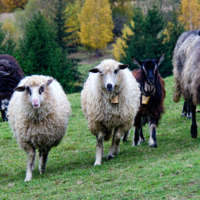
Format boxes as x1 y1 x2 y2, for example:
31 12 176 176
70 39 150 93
111 93 119 104
140 84 156 105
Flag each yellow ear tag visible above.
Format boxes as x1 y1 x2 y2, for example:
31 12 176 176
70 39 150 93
111 95 119 104
142 95 150 105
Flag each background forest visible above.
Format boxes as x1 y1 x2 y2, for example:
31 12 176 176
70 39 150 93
0 0 199 92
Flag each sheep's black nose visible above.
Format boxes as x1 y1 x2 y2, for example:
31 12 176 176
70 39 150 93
106 83 113 91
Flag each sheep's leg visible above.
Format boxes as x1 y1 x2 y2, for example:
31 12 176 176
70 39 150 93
148 121 157 148
122 130 130 143
94 132 104 166
191 104 197 138
39 148 50 174
108 129 121 159
24 145 36 182
181 101 187 117
133 126 141 146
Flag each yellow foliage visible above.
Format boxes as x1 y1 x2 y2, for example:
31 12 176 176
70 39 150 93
78 0 114 50
64 0 84 45
2 18 19 44
178 0 200 30
1 0 29 12
113 21 134 61
162 22 175 44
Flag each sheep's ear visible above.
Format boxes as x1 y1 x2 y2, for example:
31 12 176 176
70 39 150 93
47 78 53 85
132 57 142 68
119 64 129 70
14 86 26 92
89 68 99 73
157 53 165 66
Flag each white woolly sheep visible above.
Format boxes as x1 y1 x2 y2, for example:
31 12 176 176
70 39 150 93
81 59 140 166
8 75 71 181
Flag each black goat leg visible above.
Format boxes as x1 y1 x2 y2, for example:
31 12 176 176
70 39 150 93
133 126 140 146
123 130 130 143
139 127 145 143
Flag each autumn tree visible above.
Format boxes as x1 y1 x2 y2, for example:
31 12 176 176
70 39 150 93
64 0 85 46
78 0 114 57
1 0 29 12
112 21 134 61
178 0 200 30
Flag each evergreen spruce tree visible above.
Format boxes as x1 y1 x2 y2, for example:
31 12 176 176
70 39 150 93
0 23 5 54
120 7 146 70
17 12 78 93
143 5 164 59
160 20 185 77
120 6 184 78
121 6 164 70
54 0 75 53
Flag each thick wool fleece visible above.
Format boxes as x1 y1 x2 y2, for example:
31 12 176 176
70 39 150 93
81 59 140 141
8 75 71 151
173 30 200 105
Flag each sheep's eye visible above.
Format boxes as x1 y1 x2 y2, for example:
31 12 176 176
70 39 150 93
39 86 45 95
99 71 103 76
26 86 31 95
114 69 118 74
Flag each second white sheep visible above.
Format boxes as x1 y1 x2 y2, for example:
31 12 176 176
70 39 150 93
81 59 140 166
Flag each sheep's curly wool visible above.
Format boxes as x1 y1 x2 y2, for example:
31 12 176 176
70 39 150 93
173 30 200 105
81 59 140 141
8 75 71 151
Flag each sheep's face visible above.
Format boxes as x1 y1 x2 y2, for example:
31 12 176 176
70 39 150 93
132 53 164 85
89 63 128 92
14 78 53 109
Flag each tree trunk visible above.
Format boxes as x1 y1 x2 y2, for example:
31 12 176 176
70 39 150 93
96 49 99 57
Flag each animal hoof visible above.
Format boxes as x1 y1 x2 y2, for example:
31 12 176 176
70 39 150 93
139 138 145 143
191 133 197 139
187 113 192 119
107 154 114 160
150 143 157 148
181 112 186 117
191 125 197 138
132 141 140 146
24 177 32 182
94 161 101 166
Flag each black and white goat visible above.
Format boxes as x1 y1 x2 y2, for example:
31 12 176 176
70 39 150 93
123 53 166 148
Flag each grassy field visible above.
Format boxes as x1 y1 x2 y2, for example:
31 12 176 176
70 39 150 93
1 75 200 199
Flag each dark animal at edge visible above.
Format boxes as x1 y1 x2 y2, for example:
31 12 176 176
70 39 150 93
0 54 24 121
173 30 200 139
123 53 166 148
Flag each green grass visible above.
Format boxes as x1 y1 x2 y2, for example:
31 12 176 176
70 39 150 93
1 76 200 199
